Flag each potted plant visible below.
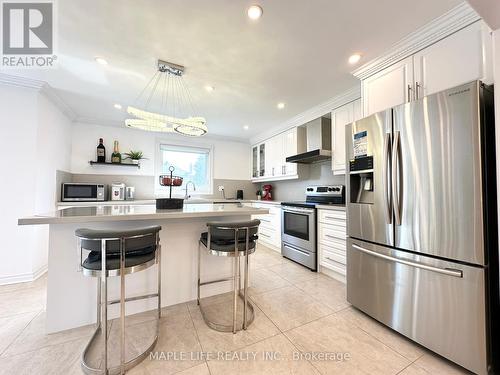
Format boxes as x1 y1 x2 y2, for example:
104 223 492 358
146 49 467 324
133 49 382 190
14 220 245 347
256 189 262 200
123 150 147 165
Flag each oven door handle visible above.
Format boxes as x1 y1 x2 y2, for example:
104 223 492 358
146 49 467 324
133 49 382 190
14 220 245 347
282 207 315 214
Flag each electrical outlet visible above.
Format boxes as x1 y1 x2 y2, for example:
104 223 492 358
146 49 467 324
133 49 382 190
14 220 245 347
218 185 225 192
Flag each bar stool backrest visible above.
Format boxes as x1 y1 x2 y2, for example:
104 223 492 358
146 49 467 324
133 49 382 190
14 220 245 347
75 226 162 255
206 219 260 245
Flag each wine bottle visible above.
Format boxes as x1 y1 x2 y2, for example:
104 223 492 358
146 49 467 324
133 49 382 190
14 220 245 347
111 141 122 164
97 138 106 163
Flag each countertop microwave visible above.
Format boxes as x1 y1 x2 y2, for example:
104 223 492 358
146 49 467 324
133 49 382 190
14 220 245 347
61 183 107 201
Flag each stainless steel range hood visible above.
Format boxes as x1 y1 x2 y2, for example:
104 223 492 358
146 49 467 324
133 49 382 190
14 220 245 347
286 117 331 163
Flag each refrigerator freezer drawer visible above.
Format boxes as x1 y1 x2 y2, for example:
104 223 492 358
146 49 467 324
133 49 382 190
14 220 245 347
347 238 488 375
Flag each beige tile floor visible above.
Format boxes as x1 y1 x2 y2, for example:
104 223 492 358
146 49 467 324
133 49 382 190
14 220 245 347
0 245 472 375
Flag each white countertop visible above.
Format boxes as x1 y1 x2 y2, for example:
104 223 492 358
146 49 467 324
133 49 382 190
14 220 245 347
19 203 269 225
315 204 346 210
56 199 282 207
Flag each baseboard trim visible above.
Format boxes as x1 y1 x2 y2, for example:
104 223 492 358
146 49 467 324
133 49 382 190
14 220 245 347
320 266 346 284
0 265 48 286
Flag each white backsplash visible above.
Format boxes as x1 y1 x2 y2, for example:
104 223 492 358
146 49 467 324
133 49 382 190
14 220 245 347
253 162 346 201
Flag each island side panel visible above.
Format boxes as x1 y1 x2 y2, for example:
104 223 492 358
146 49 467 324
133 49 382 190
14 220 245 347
46 215 251 333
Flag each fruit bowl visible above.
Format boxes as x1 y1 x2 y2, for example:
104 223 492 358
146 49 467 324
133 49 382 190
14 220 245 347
159 175 183 187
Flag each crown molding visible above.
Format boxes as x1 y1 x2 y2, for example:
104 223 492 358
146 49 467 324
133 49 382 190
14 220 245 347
40 84 78 121
0 72 45 89
352 2 481 80
250 85 361 145
0 73 78 120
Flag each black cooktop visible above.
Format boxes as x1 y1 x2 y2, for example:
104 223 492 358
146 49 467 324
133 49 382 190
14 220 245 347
281 201 317 208
281 185 345 208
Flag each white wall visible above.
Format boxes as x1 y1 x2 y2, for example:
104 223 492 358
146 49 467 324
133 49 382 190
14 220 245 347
0 84 73 284
71 122 251 180
0 85 39 283
31 94 73 276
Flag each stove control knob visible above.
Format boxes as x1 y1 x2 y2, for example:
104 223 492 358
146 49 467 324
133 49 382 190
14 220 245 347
328 188 333 192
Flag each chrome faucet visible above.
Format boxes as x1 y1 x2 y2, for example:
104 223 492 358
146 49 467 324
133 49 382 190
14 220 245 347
184 181 196 199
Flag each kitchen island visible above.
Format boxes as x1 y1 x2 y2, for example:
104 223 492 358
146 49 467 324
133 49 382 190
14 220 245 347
19 203 268 333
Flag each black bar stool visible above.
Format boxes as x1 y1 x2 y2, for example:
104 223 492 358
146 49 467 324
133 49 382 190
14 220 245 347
75 226 162 375
197 219 260 334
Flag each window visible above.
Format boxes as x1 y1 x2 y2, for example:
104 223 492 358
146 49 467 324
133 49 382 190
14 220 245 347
156 142 213 195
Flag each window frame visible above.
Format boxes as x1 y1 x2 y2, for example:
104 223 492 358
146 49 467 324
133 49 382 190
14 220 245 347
155 139 214 196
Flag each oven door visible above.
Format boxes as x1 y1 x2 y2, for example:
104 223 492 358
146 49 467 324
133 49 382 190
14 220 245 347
281 206 316 252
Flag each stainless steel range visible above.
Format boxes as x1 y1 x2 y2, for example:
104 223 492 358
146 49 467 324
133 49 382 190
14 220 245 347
281 185 345 270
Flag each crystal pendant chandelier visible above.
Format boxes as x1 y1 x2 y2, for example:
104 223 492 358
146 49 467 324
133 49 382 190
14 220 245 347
125 60 207 136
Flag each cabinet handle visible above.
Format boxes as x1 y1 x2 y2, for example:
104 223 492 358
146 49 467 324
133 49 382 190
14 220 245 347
415 82 421 100
325 215 345 221
325 256 343 265
283 165 286 175
407 84 412 102
325 234 345 240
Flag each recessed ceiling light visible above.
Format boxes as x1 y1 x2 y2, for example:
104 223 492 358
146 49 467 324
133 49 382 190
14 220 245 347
243 125 249 130
114 104 122 109
247 5 263 20
205 85 215 92
95 56 108 65
277 102 285 110
348 53 362 64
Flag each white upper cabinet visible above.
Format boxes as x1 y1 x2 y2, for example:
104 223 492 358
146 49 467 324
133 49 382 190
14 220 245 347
266 135 282 178
283 128 298 176
331 99 361 175
362 56 413 116
361 21 492 117
251 127 304 182
413 21 492 98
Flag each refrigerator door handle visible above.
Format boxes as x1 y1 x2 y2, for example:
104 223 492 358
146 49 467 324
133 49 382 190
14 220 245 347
392 131 402 225
351 244 463 278
383 133 392 224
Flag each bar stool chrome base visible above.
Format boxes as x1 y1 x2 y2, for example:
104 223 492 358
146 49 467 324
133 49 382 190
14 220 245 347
198 291 255 333
76 226 162 375
81 325 158 375
197 220 260 334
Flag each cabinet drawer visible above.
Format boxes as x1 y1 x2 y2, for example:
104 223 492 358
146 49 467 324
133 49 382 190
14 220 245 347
258 226 280 247
321 253 346 275
320 240 346 258
320 244 346 266
318 209 346 226
318 224 346 244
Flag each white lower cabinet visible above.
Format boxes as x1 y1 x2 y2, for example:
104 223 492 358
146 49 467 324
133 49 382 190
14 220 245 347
317 208 347 283
252 203 282 252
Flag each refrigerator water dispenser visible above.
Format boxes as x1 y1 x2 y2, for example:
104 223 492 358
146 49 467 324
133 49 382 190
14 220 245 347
349 156 374 204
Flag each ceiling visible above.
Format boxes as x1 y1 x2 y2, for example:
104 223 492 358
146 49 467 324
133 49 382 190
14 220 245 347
4 0 461 140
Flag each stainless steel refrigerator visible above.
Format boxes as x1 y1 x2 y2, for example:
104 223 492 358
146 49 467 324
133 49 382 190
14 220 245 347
346 81 498 375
